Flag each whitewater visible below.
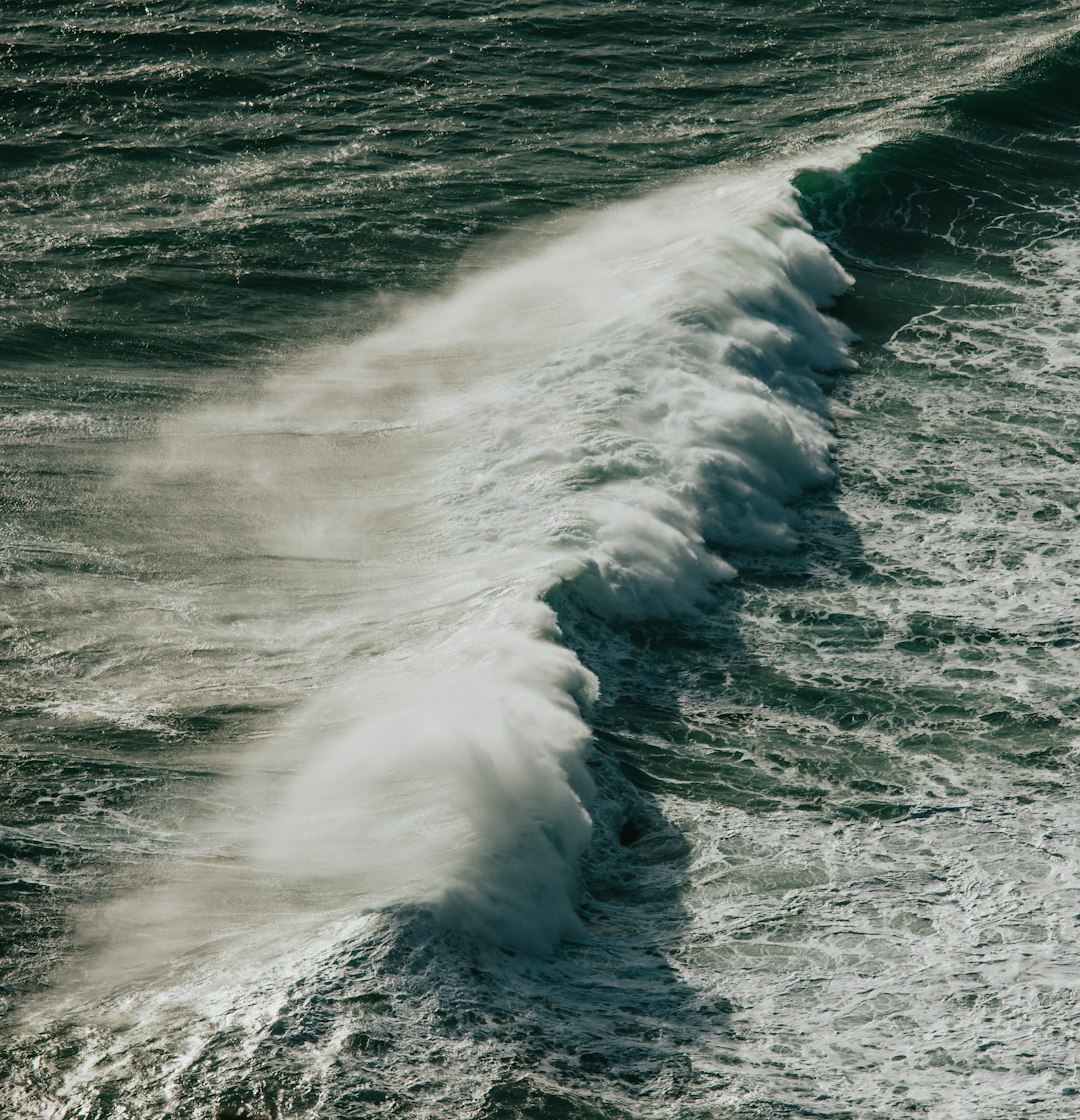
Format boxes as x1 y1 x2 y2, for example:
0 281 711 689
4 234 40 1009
7 168 851 1097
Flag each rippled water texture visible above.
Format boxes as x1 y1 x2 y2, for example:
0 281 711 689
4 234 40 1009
4 4 1080 1119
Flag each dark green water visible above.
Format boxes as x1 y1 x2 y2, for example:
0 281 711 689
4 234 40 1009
4 3 1080 1118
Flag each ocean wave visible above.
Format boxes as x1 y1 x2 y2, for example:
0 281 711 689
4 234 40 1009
4 161 859 1116
126 171 852 951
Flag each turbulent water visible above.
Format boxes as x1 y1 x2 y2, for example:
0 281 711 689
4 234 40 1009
4 3 1080 1118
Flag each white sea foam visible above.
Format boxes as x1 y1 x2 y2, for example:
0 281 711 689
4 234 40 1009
9 170 856 1120
120 171 853 957
139 179 846 949
15 176 843 991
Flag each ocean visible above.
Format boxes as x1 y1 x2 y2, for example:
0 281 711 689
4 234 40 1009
3 3 1080 1117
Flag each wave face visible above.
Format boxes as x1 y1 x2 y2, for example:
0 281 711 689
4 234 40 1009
4 3 1080 1119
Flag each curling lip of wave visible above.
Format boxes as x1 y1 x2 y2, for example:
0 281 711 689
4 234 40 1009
113 172 857 960
26 172 859 1040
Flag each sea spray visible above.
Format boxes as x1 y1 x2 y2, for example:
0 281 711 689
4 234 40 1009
121 174 855 944
254 602 598 953
9 170 856 1116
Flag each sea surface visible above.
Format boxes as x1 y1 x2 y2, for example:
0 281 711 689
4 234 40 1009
4 3 1080 1118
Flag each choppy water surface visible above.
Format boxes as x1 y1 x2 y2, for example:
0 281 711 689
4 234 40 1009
4 3 1080 1118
